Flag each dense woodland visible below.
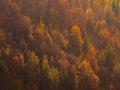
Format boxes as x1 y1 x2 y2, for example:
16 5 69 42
0 0 120 90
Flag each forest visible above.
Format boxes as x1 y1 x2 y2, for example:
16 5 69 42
0 0 120 90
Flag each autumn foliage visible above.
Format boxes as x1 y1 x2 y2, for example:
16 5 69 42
0 0 120 90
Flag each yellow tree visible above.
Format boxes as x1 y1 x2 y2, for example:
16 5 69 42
42 55 60 90
87 43 100 73
25 51 40 90
78 59 100 90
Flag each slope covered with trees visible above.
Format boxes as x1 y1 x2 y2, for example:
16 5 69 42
0 0 120 90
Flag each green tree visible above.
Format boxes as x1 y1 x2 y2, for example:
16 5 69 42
48 67 59 90
99 43 114 69
42 55 60 90
25 51 40 90
114 56 120 76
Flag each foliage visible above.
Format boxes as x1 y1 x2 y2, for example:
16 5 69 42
0 0 120 90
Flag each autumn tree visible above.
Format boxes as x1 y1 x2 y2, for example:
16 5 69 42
51 30 68 50
25 51 40 90
99 43 114 70
69 25 83 56
0 58 17 90
78 59 100 90
114 56 120 76
44 0 66 29
42 55 60 90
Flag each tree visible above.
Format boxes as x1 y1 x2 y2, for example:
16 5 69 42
44 0 66 29
114 57 120 76
99 29 110 40
78 59 100 90
99 43 114 70
51 30 68 50
42 55 50 72
48 67 59 90
112 0 120 15
87 43 98 59
42 55 60 90
69 25 83 56
0 59 16 90
25 51 40 90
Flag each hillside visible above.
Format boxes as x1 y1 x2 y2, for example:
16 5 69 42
0 0 120 90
